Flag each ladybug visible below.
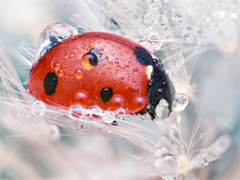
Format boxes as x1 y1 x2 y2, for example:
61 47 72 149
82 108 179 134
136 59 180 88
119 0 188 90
27 31 175 119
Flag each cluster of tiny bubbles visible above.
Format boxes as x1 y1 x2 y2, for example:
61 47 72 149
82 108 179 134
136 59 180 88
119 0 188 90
142 11 155 27
172 92 189 112
200 150 209 166
34 23 78 62
173 12 183 27
149 35 163 50
150 0 162 9
31 101 46 116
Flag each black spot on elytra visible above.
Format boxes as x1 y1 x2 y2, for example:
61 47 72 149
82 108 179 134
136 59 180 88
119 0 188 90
134 46 153 66
44 71 58 95
100 87 113 103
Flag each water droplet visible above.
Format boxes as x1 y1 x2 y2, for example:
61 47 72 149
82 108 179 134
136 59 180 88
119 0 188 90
155 153 177 169
69 105 85 120
90 42 95 47
155 99 169 120
86 106 103 121
80 124 90 132
75 69 84 79
173 12 183 26
48 124 60 140
102 111 115 123
58 69 65 77
54 63 62 71
154 141 161 147
172 92 189 111
31 101 46 115
133 68 138 73
33 23 78 63
169 124 179 135
150 0 161 9
114 108 126 121
157 15 167 25
81 53 97 70
150 35 163 50
142 11 155 27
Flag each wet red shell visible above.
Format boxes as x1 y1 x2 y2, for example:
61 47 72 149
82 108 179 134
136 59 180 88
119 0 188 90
27 32 152 113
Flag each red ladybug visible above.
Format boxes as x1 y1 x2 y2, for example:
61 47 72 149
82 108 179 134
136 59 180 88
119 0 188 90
27 31 175 119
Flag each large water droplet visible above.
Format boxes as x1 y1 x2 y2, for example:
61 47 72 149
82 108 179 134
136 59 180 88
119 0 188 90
172 92 189 111
75 69 84 79
155 99 169 120
69 105 85 120
102 111 115 123
142 11 155 27
86 106 103 121
155 153 177 169
31 101 46 115
34 23 78 63
114 108 126 121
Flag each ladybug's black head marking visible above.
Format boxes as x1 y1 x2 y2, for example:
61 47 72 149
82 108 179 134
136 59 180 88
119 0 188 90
44 71 58 95
147 61 175 119
134 46 153 66
100 87 113 103
134 46 175 119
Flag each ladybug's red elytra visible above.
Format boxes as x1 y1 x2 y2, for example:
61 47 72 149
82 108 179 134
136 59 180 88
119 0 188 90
27 31 175 119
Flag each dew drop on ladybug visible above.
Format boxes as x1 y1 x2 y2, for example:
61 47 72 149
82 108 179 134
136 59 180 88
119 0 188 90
27 23 175 120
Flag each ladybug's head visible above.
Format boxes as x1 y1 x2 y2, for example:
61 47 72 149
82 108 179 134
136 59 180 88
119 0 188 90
147 60 175 120
134 46 175 120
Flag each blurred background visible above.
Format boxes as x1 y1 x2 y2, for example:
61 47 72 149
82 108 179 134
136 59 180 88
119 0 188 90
0 0 239 180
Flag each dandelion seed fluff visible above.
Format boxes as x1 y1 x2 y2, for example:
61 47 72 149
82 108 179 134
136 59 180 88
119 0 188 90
0 0 239 179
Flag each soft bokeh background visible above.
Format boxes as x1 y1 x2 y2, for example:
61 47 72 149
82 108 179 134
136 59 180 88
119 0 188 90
0 0 239 180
